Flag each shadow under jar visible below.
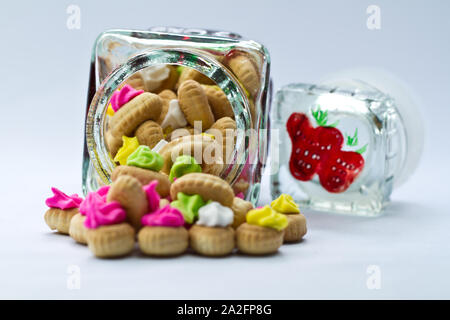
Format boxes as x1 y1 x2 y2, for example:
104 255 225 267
83 27 272 205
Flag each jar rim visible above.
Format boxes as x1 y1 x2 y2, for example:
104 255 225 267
86 47 252 187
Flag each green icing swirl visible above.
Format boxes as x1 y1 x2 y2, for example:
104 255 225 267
169 155 202 182
126 145 164 171
171 192 206 224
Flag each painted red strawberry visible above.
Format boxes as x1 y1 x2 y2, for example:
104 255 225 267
315 126 344 160
318 150 365 193
286 107 366 193
287 113 321 181
287 113 345 181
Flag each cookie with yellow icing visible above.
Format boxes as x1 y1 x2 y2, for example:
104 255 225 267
236 206 287 255
271 194 306 243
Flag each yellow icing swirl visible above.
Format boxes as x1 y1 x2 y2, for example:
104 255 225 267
246 206 288 231
114 136 139 165
271 194 300 214
107 103 115 116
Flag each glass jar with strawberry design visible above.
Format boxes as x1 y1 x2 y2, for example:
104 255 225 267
270 69 424 216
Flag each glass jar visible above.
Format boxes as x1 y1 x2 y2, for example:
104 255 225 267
83 27 271 205
270 68 424 216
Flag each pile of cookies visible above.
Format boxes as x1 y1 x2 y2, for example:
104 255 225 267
44 58 307 258
44 165 307 258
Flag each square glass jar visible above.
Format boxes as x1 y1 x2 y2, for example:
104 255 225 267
270 80 413 216
83 27 271 205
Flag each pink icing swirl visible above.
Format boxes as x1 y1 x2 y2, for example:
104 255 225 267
79 185 110 216
141 205 184 227
96 185 110 200
236 192 245 199
46 187 83 210
143 181 160 213
110 84 144 112
83 192 126 229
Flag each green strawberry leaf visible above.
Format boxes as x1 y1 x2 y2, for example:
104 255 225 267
311 106 337 127
346 128 359 146
355 143 368 154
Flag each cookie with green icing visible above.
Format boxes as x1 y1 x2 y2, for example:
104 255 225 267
126 145 164 171
169 155 202 182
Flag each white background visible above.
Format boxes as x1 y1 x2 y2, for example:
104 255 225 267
0 0 449 299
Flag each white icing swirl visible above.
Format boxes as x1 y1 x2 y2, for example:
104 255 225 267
161 99 188 129
197 201 233 227
141 65 170 92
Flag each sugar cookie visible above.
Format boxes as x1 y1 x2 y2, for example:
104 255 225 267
231 197 253 229
284 214 307 243
236 223 284 255
177 80 215 130
106 175 148 230
227 55 260 98
170 173 234 207
168 127 196 141
236 206 288 255
271 194 306 243
159 135 223 176
189 225 235 257
138 205 188 256
86 223 135 258
176 67 214 89
44 208 79 234
135 120 164 149
69 213 87 244
44 188 83 234
111 165 171 197
138 226 188 256
202 85 234 119
207 117 237 163
107 92 162 156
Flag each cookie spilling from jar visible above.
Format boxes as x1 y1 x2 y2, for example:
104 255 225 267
44 171 307 258
105 53 259 197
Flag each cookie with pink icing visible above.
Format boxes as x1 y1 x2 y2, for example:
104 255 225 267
70 186 111 245
44 188 83 235
143 180 161 214
110 84 144 112
141 205 185 227
46 187 83 210
83 192 126 229
138 204 188 256
79 185 110 216
82 191 135 258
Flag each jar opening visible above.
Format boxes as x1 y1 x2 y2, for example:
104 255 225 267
86 48 252 190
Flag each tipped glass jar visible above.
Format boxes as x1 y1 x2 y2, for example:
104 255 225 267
83 27 271 205
270 69 424 216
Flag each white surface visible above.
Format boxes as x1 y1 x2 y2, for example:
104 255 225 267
1 0 450 299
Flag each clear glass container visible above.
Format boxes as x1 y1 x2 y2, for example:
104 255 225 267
82 27 271 205
270 69 424 216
